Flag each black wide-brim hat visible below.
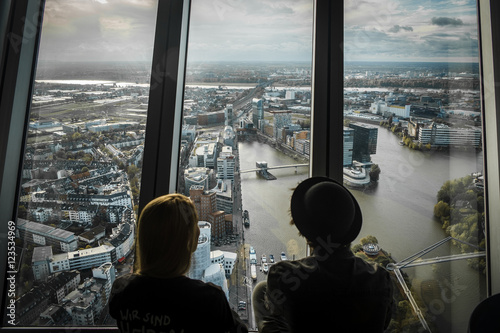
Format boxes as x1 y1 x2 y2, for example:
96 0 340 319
290 176 362 245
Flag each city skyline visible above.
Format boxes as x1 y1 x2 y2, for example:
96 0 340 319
37 0 478 64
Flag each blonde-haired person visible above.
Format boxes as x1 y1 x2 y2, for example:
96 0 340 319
110 193 247 333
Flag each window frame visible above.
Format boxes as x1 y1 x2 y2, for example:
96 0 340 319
478 0 500 295
0 0 499 331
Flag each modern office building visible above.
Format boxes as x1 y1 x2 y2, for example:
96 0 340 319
190 222 212 280
184 168 213 196
225 104 233 126
348 123 378 163
211 250 237 277
189 222 230 299
181 124 197 143
189 142 217 168
210 179 233 214
418 123 482 147
217 147 235 181
50 245 117 273
343 127 355 167
222 125 235 147
271 110 292 140
252 98 264 129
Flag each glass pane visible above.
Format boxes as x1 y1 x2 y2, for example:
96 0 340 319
344 1 485 331
179 0 313 328
5 0 157 327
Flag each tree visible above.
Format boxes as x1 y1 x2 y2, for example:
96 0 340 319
18 205 27 219
71 132 82 141
434 201 450 220
127 164 140 178
360 235 379 245
437 180 452 203
351 243 363 253
397 300 412 320
370 164 381 181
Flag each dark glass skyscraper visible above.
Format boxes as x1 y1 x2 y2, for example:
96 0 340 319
348 123 378 163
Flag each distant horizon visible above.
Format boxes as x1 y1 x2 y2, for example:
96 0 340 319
37 59 480 64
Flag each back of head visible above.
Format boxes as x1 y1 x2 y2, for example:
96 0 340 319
134 193 199 278
290 177 362 248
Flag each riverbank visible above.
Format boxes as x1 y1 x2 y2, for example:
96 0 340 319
251 131 309 163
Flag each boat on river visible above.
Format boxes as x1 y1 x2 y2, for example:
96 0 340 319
243 210 250 227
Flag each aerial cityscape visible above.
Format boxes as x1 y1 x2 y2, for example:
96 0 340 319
6 58 485 331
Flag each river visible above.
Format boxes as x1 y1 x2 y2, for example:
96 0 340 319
238 125 486 332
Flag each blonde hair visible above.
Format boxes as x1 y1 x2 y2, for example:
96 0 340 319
134 193 199 278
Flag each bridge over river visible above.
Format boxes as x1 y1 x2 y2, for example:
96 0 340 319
240 161 309 180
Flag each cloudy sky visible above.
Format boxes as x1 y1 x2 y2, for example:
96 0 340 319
38 0 158 62
37 0 479 63
344 0 479 62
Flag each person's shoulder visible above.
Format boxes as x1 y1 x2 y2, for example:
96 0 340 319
268 257 319 285
112 273 140 290
353 256 393 283
269 257 316 273
185 277 226 296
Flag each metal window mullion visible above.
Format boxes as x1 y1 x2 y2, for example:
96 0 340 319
311 0 344 182
478 0 500 296
0 0 44 317
139 0 191 214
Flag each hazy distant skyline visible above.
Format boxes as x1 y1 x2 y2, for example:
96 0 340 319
37 0 478 64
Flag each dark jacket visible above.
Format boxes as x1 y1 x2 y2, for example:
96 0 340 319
265 247 394 332
109 273 247 333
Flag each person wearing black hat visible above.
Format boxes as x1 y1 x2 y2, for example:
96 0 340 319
252 177 393 332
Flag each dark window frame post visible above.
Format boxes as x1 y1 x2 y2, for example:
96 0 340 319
0 0 44 304
139 0 191 214
310 0 344 182
478 0 500 296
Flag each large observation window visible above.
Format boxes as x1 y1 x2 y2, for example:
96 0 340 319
344 1 486 331
177 0 313 328
3 0 157 327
